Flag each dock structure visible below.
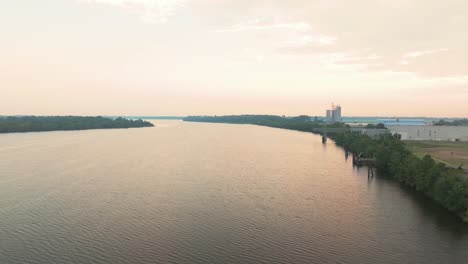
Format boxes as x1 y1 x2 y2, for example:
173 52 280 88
322 136 327 143
351 153 376 178
368 166 375 178
352 153 376 167
322 126 327 143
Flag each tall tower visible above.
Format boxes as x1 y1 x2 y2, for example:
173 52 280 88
325 103 342 123
335 105 342 122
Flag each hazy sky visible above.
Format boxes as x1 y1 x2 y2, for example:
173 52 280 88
1 0 467 117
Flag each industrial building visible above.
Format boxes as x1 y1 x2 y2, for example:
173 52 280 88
388 125 468 141
326 103 342 123
377 118 426 126
350 127 388 138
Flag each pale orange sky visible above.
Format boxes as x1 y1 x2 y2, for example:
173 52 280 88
1 0 467 117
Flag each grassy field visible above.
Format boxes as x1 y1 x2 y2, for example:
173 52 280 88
406 141 468 173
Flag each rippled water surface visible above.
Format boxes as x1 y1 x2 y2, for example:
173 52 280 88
1 121 467 264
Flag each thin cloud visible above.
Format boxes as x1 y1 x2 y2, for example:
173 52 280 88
403 48 449 58
284 35 337 46
401 82 468 96
277 44 335 55
267 0 466 78
316 52 385 71
81 0 187 23
277 33 338 55
215 19 311 33
333 54 382 65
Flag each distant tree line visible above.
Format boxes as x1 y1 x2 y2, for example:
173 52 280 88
184 115 468 222
183 115 348 132
120 116 183 120
434 119 468 126
332 132 468 222
365 123 386 129
0 116 154 133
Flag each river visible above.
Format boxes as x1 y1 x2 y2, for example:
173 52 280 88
1 120 467 264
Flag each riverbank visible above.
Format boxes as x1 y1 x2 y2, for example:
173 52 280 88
332 132 468 223
184 115 468 223
3 119 467 263
0 116 154 133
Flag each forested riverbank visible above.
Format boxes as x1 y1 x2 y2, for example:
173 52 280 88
332 132 468 222
0 116 154 133
184 115 468 222
184 115 347 131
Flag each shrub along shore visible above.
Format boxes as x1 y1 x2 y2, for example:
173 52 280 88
184 115 468 222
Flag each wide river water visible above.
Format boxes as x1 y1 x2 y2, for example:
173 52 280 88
1 121 467 264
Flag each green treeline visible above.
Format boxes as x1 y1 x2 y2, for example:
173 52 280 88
434 119 468 126
365 123 386 129
185 115 468 222
333 132 468 222
0 116 154 133
184 115 347 131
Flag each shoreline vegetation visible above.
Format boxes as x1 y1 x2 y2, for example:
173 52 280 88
0 116 154 133
434 119 468 126
183 115 468 223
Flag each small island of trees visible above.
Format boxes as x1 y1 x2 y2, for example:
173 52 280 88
0 116 154 133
